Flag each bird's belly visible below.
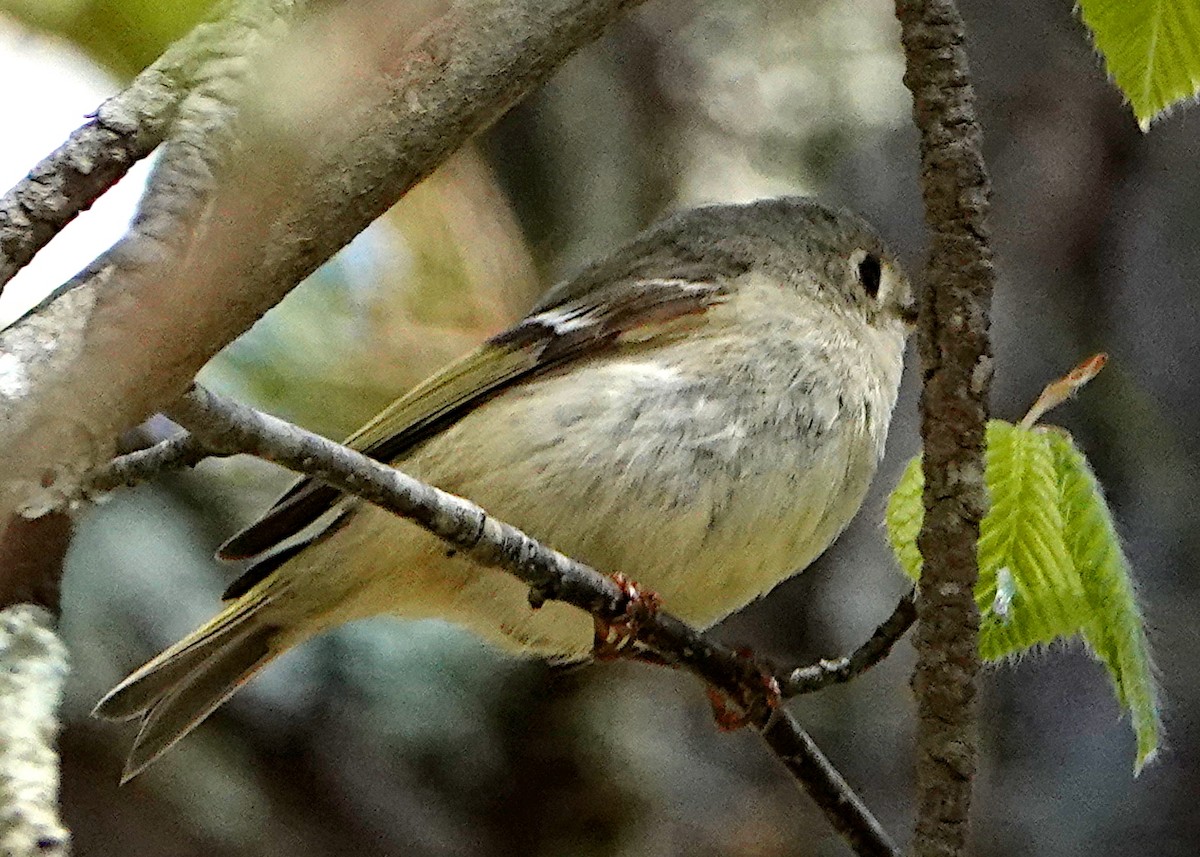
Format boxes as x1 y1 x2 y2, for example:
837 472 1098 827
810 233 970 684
339 355 882 658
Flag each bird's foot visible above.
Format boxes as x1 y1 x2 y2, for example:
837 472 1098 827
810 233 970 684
592 572 663 661
706 648 783 731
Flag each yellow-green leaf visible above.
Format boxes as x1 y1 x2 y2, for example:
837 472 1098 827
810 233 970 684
1078 0 1200 130
887 422 1085 657
884 455 923 580
1047 430 1161 773
885 420 1160 771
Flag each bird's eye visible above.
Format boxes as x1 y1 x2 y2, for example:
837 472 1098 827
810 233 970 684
857 253 882 299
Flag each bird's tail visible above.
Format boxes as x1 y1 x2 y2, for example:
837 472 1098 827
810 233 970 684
93 582 295 782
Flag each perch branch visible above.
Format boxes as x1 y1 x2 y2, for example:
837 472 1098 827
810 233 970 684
895 0 997 854
160 383 900 857
761 708 898 857
86 428 917 696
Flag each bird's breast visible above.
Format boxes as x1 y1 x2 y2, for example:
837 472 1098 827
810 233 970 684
407 320 900 628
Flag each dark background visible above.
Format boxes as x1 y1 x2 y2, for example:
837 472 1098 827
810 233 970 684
1 0 1195 854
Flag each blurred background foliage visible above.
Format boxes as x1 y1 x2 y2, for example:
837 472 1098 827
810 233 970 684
1 0 1196 854
2 0 211 75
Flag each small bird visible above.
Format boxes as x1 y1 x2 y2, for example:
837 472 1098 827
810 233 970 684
95 196 914 779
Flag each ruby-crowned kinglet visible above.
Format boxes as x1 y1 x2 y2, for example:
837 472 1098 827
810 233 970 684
96 196 914 778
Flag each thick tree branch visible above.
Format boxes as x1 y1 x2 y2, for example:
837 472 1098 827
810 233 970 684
5 9 644 838
67 0 314 293
0 0 652 521
155 383 900 857
0 0 308 295
894 1 996 855
0 9 310 840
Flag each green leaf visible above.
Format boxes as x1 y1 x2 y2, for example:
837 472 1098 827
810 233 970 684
885 420 1161 771
1078 0 1200 130
1047 430 1162 773
887 423 1083 656
883 455 923 580
975 422 1086 659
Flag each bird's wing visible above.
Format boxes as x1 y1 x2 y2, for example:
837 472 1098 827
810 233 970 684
215 276 728 586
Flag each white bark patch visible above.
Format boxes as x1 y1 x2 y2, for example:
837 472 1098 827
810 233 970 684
0 606 69 857
0 353 28 399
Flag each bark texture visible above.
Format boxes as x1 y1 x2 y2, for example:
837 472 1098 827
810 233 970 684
0 607 69 857
0 0 308 294
895 1 995 855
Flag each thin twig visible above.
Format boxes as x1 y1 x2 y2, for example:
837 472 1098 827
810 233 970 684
895 0 996 854
780 591 917 697
86 432 215 495
164 383 898 857
761 709 899 857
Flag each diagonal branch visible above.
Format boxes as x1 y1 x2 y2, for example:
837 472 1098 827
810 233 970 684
761 709 898 857
65 0 317 294
86 418 917 697
157 383 900 857
0 9 314 840
0 0 660 522
894 0 997 854
0 0 309 296
0 53 180 295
